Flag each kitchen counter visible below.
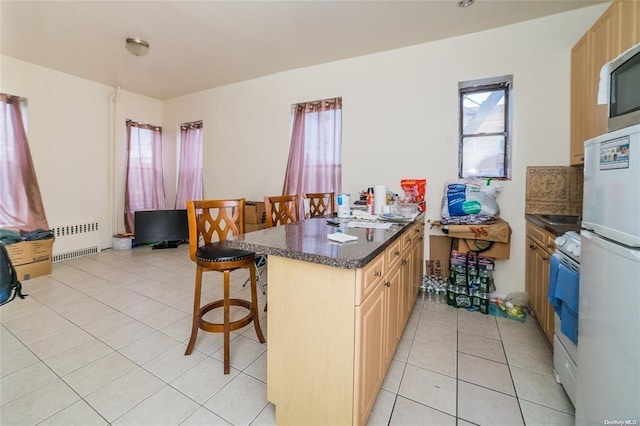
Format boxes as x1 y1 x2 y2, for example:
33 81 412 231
227 215 425 425
525 214 581 236
227 215 422 268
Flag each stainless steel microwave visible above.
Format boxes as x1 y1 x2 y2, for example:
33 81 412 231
608 43 640 132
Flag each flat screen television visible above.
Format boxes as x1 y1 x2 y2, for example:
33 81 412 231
134 209 189 249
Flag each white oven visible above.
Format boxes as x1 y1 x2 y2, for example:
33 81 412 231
548 231 580 406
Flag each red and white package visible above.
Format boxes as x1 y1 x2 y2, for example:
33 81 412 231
400 179 427 212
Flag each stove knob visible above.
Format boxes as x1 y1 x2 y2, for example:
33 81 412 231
566 242 577 254
574 246 581 258
555 236 567 247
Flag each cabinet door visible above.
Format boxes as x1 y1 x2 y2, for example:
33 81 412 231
401 248 414 328
526 236 555 345
540 252 554 345
526 237 541 317
354 283 385 425
412 224 425 298
589 5 617 140
617 0 640 54
384 263 402 365
570 33 590 165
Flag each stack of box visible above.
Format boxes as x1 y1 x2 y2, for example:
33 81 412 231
6 238 54 281
245 201 267 232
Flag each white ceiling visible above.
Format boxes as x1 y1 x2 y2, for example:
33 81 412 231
1 0 604 100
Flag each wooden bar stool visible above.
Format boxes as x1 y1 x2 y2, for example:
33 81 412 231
184 199 265 374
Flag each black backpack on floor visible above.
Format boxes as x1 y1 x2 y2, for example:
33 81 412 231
0 243 27 306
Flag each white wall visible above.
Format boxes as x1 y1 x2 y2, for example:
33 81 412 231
0 56 162 245
163 6 605 294
1 4 605 294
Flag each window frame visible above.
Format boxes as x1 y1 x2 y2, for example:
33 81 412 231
458 75 513 180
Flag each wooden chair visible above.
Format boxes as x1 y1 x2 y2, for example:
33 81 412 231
263 194 300 227
261 194 300 311
184 199 265 374
305 192 335 217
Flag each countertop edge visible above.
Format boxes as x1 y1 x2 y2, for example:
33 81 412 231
525 214 581 236
227 240 384 269
227 215 423 269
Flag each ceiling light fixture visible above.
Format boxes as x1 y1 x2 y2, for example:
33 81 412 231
125 38 149 56
458 0 475 7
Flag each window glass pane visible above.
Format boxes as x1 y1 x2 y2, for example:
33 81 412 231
461 135 505 178
462 89 505 134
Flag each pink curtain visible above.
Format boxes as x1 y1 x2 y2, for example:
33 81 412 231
283 98 342 218
124 120 166 233
0 94 49 231
175 121 203 209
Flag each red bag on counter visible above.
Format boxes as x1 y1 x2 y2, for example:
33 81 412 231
401 179 427 212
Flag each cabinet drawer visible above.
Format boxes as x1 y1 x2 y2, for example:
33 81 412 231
356 252 386 305
411 222 424 242
402 224 417 249
386 238 402 270
526 222 555 254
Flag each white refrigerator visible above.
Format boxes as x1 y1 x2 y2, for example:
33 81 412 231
576 123 640 425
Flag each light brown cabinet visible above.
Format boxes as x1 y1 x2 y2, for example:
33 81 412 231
354 220 424 425
525 222 556 345
616 0 640 52
570 0 640 165
570 33 590 165
354 278 385 425
261 218 424 425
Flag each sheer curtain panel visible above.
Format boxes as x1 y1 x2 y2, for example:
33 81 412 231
283 97 342 218
124 120 166 233
0 94 49 231
175 121 203 210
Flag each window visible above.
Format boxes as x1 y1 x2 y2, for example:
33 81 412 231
0 94 48 231
124 120 166 233
283 97 342 217
459 76 512 179
175 121 203 210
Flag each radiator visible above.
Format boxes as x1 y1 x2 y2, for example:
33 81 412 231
51 222 101 262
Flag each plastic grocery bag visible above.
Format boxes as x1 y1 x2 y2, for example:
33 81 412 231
441 178 502 219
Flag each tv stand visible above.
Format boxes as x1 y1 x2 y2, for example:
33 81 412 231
152 240 183 250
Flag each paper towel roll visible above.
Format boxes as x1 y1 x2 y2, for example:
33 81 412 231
374 185 386 215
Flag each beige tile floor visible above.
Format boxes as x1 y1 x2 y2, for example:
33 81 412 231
0 246 575 425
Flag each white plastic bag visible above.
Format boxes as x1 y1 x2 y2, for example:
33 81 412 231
441 178 502 218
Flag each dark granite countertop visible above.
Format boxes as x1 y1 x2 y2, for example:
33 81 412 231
525 214 581 236
227 215 424 269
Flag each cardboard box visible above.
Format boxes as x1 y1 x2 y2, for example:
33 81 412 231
427 235 453 278
5 238 54 266
455 238 511 260
14 260 53 281
439 218 511 243
6 238 54 281
245 223 268 233
425 259 448 280
245 201 266 224
429 234 508 269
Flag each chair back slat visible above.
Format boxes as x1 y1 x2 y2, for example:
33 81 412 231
264 195 299 227
305 192 335 217
186 199 245 261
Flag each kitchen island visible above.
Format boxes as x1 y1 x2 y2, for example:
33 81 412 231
228 216 425 425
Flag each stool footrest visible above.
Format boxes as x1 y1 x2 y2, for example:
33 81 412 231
198 299 257 334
